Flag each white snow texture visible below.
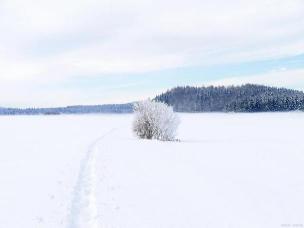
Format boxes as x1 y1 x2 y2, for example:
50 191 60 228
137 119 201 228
0 113 303 228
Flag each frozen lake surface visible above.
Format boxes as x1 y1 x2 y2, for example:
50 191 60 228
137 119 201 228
0 113 303 228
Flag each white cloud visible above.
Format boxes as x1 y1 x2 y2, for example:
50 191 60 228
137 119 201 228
206 68 304 91
0 0 303 106
0 0 303 77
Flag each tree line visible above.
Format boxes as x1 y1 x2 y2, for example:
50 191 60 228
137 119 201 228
1 84 304 115
0 104 133 115
154 84 304 112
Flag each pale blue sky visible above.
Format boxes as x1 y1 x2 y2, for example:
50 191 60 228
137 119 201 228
0 0 303 107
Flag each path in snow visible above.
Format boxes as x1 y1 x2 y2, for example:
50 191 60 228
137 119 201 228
67 128 117 228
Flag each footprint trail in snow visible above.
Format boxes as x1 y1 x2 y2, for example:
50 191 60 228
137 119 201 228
67 129 116 228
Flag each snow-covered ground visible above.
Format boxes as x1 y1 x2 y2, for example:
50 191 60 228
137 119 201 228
0 113 303 228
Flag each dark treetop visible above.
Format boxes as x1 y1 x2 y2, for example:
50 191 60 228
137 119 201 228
154 84 304 112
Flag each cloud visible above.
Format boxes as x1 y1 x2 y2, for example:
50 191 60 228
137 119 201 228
207 68 304 91
0 0 303 106
0 0 304 76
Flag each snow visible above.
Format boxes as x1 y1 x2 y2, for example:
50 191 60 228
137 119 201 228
0 113 304 228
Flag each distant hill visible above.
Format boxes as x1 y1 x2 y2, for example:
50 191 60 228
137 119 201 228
0 103 134 115
1 84 304 115
154 84 304 112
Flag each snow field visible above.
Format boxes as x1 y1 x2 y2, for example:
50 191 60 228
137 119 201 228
0 113 304 228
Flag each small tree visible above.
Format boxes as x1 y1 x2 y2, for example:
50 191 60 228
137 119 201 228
132 100 179 141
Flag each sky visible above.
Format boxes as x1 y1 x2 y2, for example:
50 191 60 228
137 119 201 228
0 0 303 107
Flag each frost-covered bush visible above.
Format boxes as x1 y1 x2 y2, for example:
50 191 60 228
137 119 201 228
133 100 179 141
